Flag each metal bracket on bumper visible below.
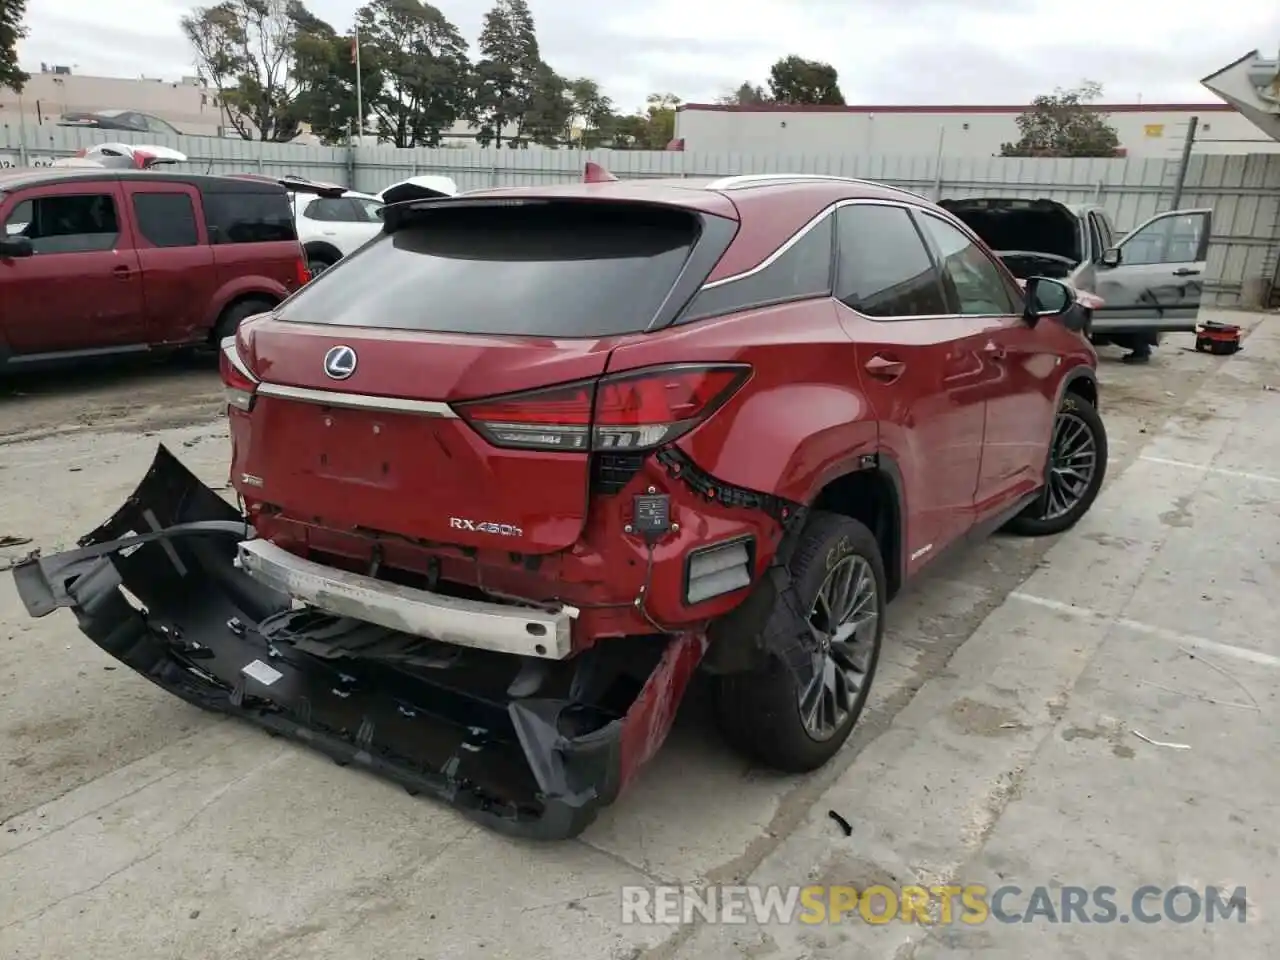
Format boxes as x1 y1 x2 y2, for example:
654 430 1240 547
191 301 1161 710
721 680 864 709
11 444 706 840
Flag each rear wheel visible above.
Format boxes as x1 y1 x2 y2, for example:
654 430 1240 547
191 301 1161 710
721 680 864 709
307 255 337 277
213 297 275 344
1005 392 1107 536
715 512 885 772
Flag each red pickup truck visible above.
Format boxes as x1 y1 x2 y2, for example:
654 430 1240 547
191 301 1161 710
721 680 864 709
0 166 314 372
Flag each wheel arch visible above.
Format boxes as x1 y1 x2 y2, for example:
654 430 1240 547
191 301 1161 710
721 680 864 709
303 239 344 265
1057 364 1098 412
211 292 280 343
808 455 906 601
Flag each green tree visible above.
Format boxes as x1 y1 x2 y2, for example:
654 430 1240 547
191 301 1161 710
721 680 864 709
181 0 311 141
359 0 470 147
290 8 373 143
471 0 540 146
520 62 572 146
0 0 28 94
767 56 843 105
717 81 769 106
1000 81 1122 158
568 77 614 148
641 92 680 148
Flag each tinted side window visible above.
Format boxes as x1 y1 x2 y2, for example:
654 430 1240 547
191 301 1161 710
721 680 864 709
3 192 120 254
917 213 1016 315
835 204 946 318
204 190 296 244
681 215 833 322
132 192 199 248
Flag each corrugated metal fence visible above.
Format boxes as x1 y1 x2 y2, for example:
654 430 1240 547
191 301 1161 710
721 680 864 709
3 123 1279 306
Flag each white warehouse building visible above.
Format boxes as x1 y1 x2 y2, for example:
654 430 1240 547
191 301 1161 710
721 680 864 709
672 101 1280 158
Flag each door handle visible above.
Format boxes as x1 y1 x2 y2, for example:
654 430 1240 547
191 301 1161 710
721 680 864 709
111 265 132 280
982 340 1007 360
864 354 906 380
1171 267 1200 276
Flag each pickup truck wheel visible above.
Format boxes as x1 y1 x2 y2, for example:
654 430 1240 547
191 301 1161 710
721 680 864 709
715 512 885 773
1005 392 1108 536
214 298 276 343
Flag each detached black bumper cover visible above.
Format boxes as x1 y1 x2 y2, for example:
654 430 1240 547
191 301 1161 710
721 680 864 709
12 445 706 840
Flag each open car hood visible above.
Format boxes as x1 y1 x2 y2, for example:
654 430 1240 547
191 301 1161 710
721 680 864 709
377 175 459 205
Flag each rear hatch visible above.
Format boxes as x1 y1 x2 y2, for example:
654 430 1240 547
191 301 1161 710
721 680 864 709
230 197 735 553
939 197 1083 278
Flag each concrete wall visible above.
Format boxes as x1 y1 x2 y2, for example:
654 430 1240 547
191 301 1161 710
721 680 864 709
1 124 1277 307
674 105 1280 159
0 73 229 137
0 72 516 144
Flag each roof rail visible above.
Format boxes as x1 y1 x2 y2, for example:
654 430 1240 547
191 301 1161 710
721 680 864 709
704 172 931 202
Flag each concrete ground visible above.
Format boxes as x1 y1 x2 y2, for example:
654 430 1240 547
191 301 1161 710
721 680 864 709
1 313 1276 960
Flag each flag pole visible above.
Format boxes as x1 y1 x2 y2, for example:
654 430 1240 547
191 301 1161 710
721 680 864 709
353 24 364 143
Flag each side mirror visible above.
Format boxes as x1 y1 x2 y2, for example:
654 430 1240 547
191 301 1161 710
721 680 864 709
1100 247 1121 268
0 236 34 258
1022 276 1076 324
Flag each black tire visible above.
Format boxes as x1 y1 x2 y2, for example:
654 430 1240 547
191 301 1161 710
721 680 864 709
1005 391 1108 536
307 255 337 277
213 297 276 344
714 511 885 773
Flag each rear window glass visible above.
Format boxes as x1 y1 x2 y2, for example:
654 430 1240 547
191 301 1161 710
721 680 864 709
276 202 699 337
203 189 295 244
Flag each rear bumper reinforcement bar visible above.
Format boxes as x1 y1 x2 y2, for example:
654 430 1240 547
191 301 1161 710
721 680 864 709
236 539 576 661
10 444 707 841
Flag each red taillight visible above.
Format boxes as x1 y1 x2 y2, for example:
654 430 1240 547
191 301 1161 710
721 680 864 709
456 364 750 452
219 336 259 412
296 255 312 286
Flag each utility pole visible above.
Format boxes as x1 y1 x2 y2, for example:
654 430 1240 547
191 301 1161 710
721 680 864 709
352 24 364 144
1169 115 1199 211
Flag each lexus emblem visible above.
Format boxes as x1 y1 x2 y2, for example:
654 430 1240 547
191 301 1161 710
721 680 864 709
323 345 357 380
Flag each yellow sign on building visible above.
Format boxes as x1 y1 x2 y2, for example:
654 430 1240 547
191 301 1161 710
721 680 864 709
1144 124 1165 138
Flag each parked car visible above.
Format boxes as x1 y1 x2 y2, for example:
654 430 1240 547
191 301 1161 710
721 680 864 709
938 197 1213 350
0 166 319 372
51 142 188 170
59 109 183 137
282 173 459 275
13 170 1107 840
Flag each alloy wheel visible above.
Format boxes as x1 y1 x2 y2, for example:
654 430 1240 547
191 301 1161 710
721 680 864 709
1042 410 1098 520
799 554 879 741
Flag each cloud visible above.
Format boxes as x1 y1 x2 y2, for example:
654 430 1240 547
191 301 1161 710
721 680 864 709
17 0 1280 113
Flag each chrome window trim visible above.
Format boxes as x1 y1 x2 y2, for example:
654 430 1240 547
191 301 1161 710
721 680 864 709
690 197 1025 323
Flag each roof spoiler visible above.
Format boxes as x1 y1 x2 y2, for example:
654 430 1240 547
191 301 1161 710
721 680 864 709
583 162 617 183
275 174 348 198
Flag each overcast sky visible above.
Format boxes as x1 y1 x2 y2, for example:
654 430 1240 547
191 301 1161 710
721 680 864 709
19 0 1280 113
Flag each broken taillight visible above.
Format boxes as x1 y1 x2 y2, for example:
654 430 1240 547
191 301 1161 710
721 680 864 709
455 364 750 452
219 336 259 413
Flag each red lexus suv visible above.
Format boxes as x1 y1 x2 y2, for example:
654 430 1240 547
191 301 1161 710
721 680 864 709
15 170 1106 839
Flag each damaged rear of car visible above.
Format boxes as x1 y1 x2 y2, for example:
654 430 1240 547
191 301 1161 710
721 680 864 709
12 180 780 839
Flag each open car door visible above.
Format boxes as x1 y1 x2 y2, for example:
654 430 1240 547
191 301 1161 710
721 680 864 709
1091 208 1213 334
